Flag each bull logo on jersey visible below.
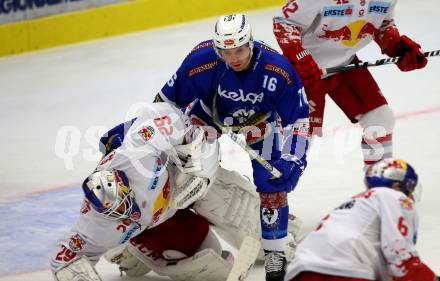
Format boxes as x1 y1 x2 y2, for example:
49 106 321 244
318 20 379 47
68 234 85 252
400 197 414 210
218 84 264 105
151 178 171 224
138 126 155 142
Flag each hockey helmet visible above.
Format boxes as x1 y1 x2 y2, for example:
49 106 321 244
364 158 420 201
213 14 254 51
82 169 135 219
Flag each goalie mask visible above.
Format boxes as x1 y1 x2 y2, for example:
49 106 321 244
82 170 139 220
364 158 421 201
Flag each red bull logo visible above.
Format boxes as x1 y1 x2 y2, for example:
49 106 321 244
399 197 414 210
387 159 407 171
81 199 91 214
138 126 155 142
318 20 378 47
151 178 171 224
68 234 85 252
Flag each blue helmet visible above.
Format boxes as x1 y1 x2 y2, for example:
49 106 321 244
82 169 137 220
365 158 418 198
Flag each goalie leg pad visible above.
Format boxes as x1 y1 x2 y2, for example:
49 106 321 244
55 256 102 281
103 244 151 277
285 214 303 261
193 167 303 261
128 244 232 281
193 167 262 249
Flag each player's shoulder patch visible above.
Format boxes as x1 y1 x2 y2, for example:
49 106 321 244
399 196 414 210
188 60 219 77
264 63 293 85
184 40 219 77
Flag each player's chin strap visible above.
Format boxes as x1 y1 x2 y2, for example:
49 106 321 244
323 49 440 75
210 91 282 179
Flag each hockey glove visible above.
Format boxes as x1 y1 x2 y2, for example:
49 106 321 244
376 28 427 72
284 45 322 89
254 158 306 193
394 36 427 72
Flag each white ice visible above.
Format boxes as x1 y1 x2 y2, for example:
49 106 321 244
0 1 439 280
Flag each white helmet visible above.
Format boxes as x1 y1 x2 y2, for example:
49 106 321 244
213 14 253 51
82 170 139 220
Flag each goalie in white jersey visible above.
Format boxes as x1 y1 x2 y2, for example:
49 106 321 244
273 0 428 168
50 102 264 281
286 158 438 281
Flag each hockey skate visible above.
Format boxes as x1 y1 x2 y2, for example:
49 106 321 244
264 250 287 281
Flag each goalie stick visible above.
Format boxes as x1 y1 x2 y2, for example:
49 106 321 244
211 93 282 178
226 236 261 281
323 49 440 75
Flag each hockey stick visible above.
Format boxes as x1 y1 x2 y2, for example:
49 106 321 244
324 50 440 75
210 94 282 178
226 236 261 281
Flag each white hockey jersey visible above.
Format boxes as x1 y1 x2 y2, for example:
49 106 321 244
286 188 420 280
51 103 189 272
274 0 397 69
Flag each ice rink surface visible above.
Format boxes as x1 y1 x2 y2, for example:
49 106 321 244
0 1 439 280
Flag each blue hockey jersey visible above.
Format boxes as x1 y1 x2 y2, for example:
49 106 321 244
157 40 309 162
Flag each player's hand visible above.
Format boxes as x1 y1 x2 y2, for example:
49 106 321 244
254 158 306 193
395 35 427 72
286 46 323 89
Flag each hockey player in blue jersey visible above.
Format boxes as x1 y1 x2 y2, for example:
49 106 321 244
152 14 310 281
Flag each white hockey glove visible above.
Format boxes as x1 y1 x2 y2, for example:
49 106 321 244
168 126 220 209
54 256 102 281
170 168 210 209
174 126 220 180
103 245 151 277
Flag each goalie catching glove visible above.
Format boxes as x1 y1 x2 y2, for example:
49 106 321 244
169 126 220 209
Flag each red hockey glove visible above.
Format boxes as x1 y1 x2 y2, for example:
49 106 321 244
284 45 322 89
392 257 437 281
375 26 427 72
393 36 427 72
